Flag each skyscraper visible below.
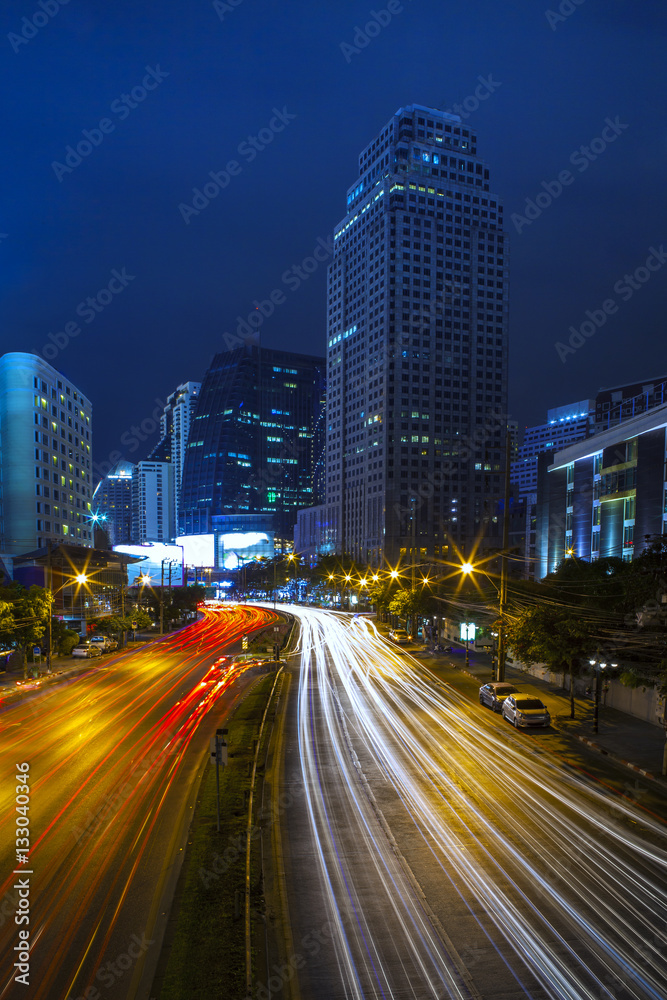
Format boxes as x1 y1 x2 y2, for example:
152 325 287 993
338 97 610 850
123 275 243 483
132 460 175 543
91 460 134 545
149 381 201 531
0 352 93 555
324 103 509 567
179 345 325 545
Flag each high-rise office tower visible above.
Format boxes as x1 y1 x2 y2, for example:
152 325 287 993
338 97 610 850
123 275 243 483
325 103 509 567
132 460 175 543
149 381 201 533
179 345 325 544
0 352 93 555
91 460 134 545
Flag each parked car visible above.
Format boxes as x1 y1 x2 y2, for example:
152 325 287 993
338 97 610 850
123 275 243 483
90 635 117 652
72 642 102 659
479 682 521 713
501 694 551 728
388 629 411 645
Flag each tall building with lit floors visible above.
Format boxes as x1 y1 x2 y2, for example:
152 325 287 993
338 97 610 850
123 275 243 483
91 460 134 546
149 381 201 531
179 345 325 547
0 352 93 556
322 103 509 567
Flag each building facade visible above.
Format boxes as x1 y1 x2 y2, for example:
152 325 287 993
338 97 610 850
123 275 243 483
594 376 667 432
510 399 593 579
149 381 201 530
91 460 134 546
323 103 509 567
0 353 93 555
132 460 175 543
179 346 325 545
536 402 667 578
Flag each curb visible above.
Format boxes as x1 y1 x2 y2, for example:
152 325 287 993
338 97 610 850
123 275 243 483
557 729 662 783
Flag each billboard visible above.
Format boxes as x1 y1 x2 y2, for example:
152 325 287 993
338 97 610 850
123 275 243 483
114 543 185 586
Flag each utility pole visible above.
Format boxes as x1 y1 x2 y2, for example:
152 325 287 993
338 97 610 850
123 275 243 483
496 428 511 682
411 497 416 592
160 560 165 636
46 540 52 674
120 578 126 649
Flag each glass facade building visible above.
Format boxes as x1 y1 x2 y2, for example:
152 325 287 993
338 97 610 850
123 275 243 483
179 345 325 544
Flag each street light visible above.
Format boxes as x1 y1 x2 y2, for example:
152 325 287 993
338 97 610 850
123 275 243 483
460 560 504 681
589 655 617 734
45 572 89 675
287 553 299 601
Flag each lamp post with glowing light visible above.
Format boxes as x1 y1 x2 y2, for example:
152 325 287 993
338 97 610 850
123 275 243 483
45 572 89 673
461 560 505 681
287 553 299 601
589 654 617 734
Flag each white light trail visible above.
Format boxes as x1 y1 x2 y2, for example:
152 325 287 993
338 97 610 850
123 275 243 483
280 606 667 1000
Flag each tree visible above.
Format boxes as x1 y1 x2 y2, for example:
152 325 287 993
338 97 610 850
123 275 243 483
0 583 51 678
388 588 431 637
505 605 595 718
50 617 79 656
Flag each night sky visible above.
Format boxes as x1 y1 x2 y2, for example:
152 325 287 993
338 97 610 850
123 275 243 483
2 0 665 475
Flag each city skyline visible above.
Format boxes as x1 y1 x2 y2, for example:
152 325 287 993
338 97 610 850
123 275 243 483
1 0 665 471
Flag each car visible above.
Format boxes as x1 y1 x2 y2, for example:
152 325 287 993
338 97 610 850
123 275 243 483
90 635 115 652
479 682 521 712
501 694 551 728
388 629 411 645
72 642 102 658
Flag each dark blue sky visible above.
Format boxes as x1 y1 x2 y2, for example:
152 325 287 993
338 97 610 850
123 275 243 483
1 0 665 471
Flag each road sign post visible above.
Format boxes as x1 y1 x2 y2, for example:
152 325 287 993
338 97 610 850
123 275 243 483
210 728 229 832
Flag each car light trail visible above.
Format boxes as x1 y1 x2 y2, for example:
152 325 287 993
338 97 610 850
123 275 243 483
284 606 667 1000
0 601 279 1000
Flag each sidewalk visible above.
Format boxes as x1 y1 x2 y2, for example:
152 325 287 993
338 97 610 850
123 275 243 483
418 642 667 786
0 638 155 708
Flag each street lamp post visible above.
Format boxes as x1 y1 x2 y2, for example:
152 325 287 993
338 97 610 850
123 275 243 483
44 568 90 673
589 656 617 734
461 561 503 682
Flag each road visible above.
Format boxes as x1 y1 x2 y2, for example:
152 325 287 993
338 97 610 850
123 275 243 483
0 603 277 1000
277 607 667 1000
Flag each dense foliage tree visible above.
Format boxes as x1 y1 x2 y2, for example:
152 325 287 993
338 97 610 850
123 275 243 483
505 604 595 718
0 583 51 677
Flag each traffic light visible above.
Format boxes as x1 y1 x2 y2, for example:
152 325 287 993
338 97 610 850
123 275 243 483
241 634 248 650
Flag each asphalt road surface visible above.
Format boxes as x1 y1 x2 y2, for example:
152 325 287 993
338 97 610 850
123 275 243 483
0 603 277 1000
277 607 667 1000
